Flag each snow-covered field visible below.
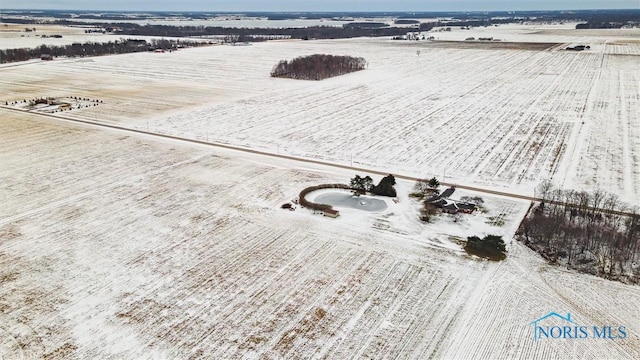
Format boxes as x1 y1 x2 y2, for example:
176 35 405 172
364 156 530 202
425 23 640 46
2 25 638 203
1 16 430 29
0 23 207 50
1 24 640 358
0 106 640 359
62 17 353 28
1 109 639 359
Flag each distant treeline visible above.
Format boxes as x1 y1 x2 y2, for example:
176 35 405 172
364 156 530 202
0 38 206 64
572 10 640 29
3 9 639 21
271 54 367 80
518 180 639 284
1 18 424 40
343 22 388 29
575 22 632 29
394 19 420 24
2 8 638 42
110 24 415 40
4 9 639 22
3 9 639 30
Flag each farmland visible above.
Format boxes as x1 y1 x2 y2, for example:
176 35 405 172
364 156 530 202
1 24 638 204
1 23 640 358
0 23 204 51
1 109 639 359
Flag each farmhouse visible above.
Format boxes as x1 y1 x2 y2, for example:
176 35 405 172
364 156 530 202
440 187 456 198
442 201 476 214
427 187 477 214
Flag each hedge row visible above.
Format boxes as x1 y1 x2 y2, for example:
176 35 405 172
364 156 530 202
299 184 352 212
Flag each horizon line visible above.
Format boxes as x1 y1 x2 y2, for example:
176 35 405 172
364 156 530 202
1 8 639 13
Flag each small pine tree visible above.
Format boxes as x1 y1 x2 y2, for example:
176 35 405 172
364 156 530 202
372 174 397 197
362 176 374 192
428 177 440 189
483 235 506 253
350 175 363 190
464 234 507 260
350 174 374 193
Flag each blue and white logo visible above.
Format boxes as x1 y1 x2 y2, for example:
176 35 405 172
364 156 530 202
529 312 626 341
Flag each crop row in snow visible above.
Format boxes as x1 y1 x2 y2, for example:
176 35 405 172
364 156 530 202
2 110 639 358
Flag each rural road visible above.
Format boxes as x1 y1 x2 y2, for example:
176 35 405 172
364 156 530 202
3 105 636 217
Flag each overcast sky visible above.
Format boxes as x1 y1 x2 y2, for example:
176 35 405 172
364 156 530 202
1 0 638 12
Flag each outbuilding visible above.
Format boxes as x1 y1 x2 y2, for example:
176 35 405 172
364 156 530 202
323 209 340 218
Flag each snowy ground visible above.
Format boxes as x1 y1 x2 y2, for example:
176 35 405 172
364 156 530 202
1 23 640 358
2 24 638 204
425 23 640 46
0 23 207 50
1 108 639 359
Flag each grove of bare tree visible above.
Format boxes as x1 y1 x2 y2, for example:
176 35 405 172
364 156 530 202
519 180 639 284
271 54 367 81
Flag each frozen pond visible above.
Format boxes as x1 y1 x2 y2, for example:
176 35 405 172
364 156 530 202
314 192 388 212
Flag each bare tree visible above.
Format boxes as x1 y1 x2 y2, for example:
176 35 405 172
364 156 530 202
536 179 554 202
517 182 639 284
271 54 367 80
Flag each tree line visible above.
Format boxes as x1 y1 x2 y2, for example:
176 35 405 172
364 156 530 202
573 10 640 29
271 54 367 81
90 23 413 40
0 38 207 64
2 20 429 41
0 19 413 40
350 174 397 197
519 180 639 284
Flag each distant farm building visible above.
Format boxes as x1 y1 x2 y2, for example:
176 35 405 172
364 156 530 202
565 45 590 51
33 98 49 105
323 209 340 218
405 32 420 40
41 54 53 61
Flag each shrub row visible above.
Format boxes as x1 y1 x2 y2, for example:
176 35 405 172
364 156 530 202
299 184 352 212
